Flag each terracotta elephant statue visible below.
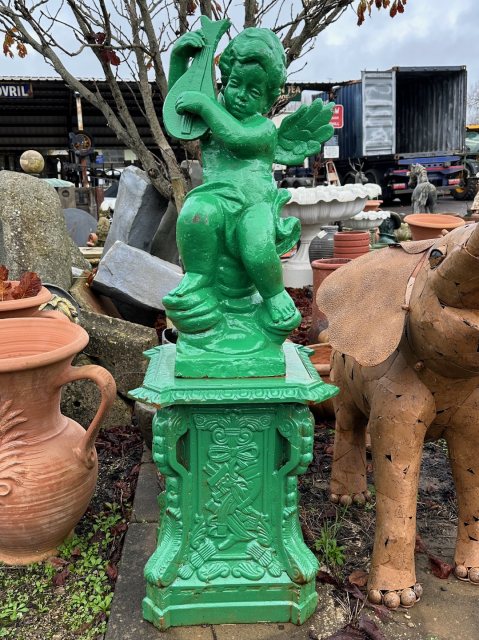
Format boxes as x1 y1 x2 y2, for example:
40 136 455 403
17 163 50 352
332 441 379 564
317 223 479 610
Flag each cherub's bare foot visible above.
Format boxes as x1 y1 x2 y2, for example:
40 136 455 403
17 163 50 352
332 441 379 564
163 272 212 309
454 565 479 583
330 490 372 507
368 584 423 609
264 290 298 324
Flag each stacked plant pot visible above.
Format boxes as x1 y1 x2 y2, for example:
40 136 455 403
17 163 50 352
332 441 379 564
333 230 370 260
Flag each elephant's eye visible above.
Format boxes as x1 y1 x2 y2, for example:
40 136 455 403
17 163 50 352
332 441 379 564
429 249 445 269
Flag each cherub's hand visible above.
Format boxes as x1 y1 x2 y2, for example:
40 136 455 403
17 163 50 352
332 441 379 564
171 30 205 58
175 91 207 116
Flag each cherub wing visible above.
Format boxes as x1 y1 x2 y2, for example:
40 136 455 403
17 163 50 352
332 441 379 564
274 100 335 166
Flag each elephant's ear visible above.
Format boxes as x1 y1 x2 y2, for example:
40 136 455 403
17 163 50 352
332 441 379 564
316 240 435 367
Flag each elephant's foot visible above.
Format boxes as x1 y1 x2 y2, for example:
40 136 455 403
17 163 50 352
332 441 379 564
330 490 372 507
368 584 423 610
454 565 479 583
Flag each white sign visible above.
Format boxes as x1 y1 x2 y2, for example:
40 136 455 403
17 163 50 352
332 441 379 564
324 146 339 159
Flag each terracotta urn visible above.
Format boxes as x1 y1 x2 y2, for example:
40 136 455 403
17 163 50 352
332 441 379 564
404 213 466 241
0 284 52 319
0 317 116 564
309 258 351 343
333 231 370 260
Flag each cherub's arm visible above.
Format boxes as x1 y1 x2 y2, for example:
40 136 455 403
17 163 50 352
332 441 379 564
175 91 274 153
168 31 205 91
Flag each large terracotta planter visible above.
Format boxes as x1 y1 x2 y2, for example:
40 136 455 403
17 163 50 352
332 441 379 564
334 231 370 260
0 284 52 319
0 317 116 564
404 213 466 241
309 258 351 343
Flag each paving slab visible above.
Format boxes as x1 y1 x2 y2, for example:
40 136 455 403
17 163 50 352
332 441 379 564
105 523 214 640
107 457 479 640
131 457 159 524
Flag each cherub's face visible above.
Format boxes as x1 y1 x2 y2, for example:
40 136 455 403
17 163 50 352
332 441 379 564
223 62 269 120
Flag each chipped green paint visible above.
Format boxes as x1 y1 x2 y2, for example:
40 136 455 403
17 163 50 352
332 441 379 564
162 18 334 378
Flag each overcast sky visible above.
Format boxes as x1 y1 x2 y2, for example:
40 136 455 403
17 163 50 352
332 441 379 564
2 0 478 95
295 0 478 89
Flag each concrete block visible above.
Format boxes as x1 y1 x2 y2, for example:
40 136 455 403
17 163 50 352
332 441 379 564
91 241 182 313
79 308 158 396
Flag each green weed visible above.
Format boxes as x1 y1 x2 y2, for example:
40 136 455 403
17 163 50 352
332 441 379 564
0 505 126 640
314 507 347 569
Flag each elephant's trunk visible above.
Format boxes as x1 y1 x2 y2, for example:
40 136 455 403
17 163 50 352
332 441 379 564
432 223 479 309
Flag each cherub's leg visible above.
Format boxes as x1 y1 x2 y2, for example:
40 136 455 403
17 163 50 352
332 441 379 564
446 390 479 583
237 204 299 325
164 194 223 303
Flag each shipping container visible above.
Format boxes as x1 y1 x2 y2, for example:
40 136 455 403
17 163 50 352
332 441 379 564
314 66 468 200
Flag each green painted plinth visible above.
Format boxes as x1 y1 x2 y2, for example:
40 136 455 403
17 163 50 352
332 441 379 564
130 343 338 630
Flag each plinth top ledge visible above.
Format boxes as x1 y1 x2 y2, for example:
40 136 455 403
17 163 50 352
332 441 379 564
129 343 338 408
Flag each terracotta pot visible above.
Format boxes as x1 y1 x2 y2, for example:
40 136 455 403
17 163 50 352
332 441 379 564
0 284 52 319
308 343 335 420
0 317 116 564
404 214 466 241
309 258 351 342
362 200 383 212
334 231 370 259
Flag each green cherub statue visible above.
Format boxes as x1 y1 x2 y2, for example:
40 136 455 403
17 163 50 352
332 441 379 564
162 17 334 378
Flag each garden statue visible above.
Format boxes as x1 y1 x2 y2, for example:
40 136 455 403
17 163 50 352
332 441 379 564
130 16 338 630
162 18 335 378
317 223 479 609
409 163 437 213
377 211 402 244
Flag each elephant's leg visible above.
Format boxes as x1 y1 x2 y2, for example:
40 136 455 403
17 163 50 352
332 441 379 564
367 361 435 609
447 393 479 583
330 354 369 505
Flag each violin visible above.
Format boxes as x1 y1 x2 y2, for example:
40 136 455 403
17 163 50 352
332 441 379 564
163 15 230 141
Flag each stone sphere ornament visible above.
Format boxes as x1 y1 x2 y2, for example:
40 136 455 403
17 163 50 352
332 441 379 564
19 149 45 174
399 588 417 607
383 592 400 610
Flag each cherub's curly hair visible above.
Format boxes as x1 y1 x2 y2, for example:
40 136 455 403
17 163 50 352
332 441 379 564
219 28 286 108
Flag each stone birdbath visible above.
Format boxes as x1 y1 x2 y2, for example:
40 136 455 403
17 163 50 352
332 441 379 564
281 183 382 287
344 209 391 244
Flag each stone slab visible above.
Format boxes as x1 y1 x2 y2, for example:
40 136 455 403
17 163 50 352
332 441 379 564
131 460 159 524
91 241 182 313
103 166 168 254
